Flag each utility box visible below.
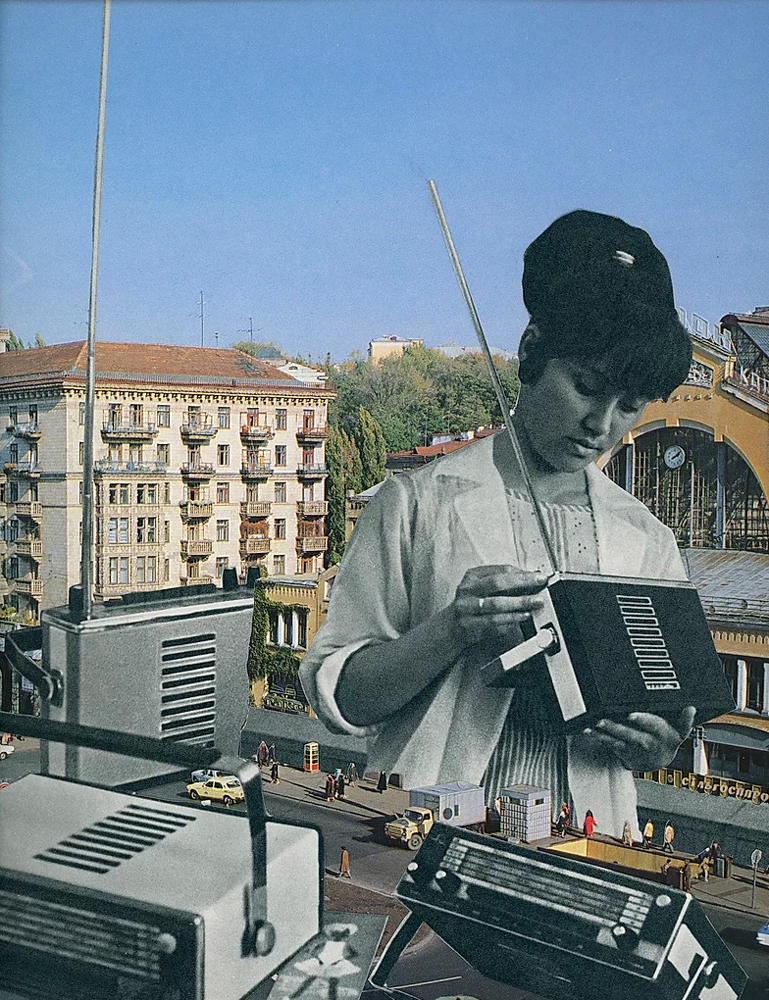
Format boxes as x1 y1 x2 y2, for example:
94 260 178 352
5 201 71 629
499 784 552 843
303 741 319 772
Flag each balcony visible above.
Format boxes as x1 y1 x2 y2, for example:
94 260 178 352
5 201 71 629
296 424 328 443
179 500 214 520
240 536 272 555
16 538 43 559
180 416 217 442
180 574 214 587
180 463 215 481
241 463 272 481
180 539 213 558
240 501 272 518
9 421 42 441
297 535 329 553
101 418 158 442
95 460 167 475
297 463 327 478
297 500 328 517
14 501 43 520
4 462 41 478
14 578 43 597
240 423 275 443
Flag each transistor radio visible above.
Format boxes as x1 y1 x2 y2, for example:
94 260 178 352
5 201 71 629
428 181 735 731
0 714 323 1000
371 824 747 1000
480 570 734 731
5 572 253 786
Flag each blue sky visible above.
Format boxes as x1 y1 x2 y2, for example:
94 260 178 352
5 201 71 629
1 0 767 361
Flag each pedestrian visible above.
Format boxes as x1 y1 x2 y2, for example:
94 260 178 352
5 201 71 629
555 802 570 837
335 772 346 799
346 762 358 787
270 760 280 784
695 847 710 882
377 770 388 794
661 858 671 877
299 209 696 841
256 740 269 767
642 818 654 848
583 809 596 838
338 845 351 878
621 820 634 847
268 743 277 764
325 773 336 802
663 821 675 854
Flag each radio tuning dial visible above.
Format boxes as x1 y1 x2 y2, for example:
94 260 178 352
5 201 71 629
156 932 177 955
611 924 639 950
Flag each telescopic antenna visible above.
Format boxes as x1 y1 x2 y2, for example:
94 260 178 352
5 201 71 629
80 0 112 621
427 180 559 577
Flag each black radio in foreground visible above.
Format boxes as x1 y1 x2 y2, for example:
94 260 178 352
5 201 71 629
480 571 735 732
371 824 746 1000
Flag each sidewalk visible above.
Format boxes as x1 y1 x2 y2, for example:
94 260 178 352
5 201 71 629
689 862 769 917
261 763 410 819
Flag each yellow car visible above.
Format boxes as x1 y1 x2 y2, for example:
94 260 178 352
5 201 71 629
186 775 244 806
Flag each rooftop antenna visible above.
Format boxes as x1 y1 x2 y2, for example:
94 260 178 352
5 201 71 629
80 0 112 621
200 291 205 346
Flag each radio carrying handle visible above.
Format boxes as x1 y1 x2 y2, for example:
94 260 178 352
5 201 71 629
368 911 423 995
3 627 62 706
0 710 275 959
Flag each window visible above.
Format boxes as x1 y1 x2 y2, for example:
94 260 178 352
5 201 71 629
137 483 157 505
120 518 129 543
164 520 170 543
216 482 230 503
120 483 130 505
164 559 170 582
109 557 119 585
9 444 18 464
108 517 129 544
108 517 118 543
303 409 315 430
246 485 259 502
274 482 286 503
28 405 37 423
302 448 315 466
273 554 285 574
218 407 230 429
9 407 17 425
157 405 170 427
79 402 86 425
129 404 143 427
157 443 170 465
298 613 307 649
136 517 156 543
274 518 286 540
276 408 287 430
79 482 84 504
216 519 229 542
148 556 157 582
119 557 129 584
217 444 230 466
79 442 84 466
108 404 121 428
109 444 122 464
216 556 228 579
136 556 145 583
284 614 294 647
164 482 171 504
269 613 279 644
129 443 143 465
9 482 18 503
275 445 287 467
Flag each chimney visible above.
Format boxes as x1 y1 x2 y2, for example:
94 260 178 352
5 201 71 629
0 329 11 352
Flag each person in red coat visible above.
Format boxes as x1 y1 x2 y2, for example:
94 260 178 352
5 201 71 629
583 810 596 837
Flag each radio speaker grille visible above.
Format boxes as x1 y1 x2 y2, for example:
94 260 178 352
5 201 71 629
0 888 163 980
160 633 217 744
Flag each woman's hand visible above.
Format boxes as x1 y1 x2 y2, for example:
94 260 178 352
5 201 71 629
449 564 549 649
584 706 696 771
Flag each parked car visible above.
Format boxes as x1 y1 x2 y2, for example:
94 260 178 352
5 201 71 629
757 921 769 948
189 767 227 784
186 776 245 806
0 745 15 761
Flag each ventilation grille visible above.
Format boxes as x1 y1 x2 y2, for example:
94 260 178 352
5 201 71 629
0 888 162 980
160 632 217 744
34 803 196 875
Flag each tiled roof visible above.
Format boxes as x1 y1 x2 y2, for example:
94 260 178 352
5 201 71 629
388 427 501 461
0 341 298 383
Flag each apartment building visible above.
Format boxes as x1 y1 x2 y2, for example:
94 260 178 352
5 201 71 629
0 338 333 621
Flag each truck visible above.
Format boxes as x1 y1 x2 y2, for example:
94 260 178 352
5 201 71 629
384 781 487 850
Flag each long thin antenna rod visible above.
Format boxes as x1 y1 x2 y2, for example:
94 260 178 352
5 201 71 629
80 0 112 620
427 180 558 577
200 291 205 347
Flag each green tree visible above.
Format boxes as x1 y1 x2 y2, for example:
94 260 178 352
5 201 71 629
325 426 347 563
6 331 25 350
340 429 363 497
34 333 46 348
354 406 387 489
246 582 304 690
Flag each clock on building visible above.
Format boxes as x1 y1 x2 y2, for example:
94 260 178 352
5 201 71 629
664 444 686 470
